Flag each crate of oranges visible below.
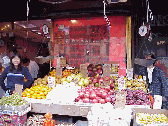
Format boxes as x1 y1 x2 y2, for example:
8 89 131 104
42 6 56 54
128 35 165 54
22 85 53 99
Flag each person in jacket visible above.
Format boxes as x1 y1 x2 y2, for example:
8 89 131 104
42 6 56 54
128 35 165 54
135 53 168 109
0 52 33 95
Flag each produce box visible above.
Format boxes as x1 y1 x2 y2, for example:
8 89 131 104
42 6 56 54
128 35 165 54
0 113 27 126
133 108 168 126
0 103 31 116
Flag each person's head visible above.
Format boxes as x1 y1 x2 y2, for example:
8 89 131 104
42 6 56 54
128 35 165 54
22 57 30 67
9 52 22 71
9 49 18 58
145 54 156 67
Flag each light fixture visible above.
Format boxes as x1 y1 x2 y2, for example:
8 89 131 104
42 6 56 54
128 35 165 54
8 25 9 27
5 26 6 28
38 32 41 34
14 22 16 24
71 20 76 23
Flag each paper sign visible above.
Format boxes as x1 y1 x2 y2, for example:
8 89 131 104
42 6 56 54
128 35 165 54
56 67 62 76
126 68 133 79
60 58 66 67
153 95 162 109
103 64 111 78
114 90 127 109
48 76 55 88
15 84 23 96
118 78 126 90
80 64 88 78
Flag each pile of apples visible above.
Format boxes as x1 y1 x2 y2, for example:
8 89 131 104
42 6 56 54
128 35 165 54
89 75 114 87
75 84 115 104
87 64 103 77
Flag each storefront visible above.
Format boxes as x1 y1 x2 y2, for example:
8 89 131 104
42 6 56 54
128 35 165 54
52 16 132 76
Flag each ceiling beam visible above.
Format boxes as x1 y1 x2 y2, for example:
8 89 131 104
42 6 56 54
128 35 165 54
0 27 41 33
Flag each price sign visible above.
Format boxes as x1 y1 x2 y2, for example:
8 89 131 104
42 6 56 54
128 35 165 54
48 76 55 88
56 67 62 76
114 90 127 109
80 64 88 78
126 68 133 79
118 78 126 90
153 95 162 109
103 64 111 78
60 58 66 67
15 84 23 96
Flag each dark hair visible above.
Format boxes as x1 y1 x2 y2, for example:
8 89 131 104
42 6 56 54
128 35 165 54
9 52 22 72
9 49 18 53
147 54 156 65
22 57 30 64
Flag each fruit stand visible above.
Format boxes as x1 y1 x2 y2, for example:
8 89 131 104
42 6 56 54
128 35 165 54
1 64 168 126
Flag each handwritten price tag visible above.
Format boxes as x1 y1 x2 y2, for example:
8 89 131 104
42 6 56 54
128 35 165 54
15 84 23 96
60 58 66 67
80 64 87 78
114 90 127 109
118 78 126 90
56 67 62 76
103 64 111 78
126 68 133 79
48 76 55 88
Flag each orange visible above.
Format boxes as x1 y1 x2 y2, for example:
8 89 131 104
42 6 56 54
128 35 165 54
22 93 27 97
27 95 31 98
44 92 48 96
31 95 36 99
42 96 46 99
36 94 41 98
30 91 34 95
39 92 44 96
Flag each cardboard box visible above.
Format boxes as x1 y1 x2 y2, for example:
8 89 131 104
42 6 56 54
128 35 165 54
133 108 168 126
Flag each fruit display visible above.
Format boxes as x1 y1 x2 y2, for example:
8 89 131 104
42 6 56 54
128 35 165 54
74 85 151 106
62 68 74 78
111 64 119 73
24 114 45 126
88 75 113 87
0 93 28 107
75 85 115 104
125 89 151 105
33 75 49 86
60 73 90 87
113 76 147 92
22 85 53 99
87 64 103 77
136 113 168 125
49 68 56 77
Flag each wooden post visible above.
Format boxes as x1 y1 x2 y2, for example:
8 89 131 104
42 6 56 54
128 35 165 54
126 16 132 69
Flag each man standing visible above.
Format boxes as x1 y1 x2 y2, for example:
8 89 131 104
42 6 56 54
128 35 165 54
135 53 168 109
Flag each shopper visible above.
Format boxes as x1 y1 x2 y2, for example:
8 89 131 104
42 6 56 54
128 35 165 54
0 52 33 95
23 57 39 80
135 53 168 109
22 57 30 67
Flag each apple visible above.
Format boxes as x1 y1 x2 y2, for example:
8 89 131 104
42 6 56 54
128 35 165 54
92 99 98 103
99 99 106 104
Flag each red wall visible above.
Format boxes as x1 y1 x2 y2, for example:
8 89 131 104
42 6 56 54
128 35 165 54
53 16 126 76
15 39 38 61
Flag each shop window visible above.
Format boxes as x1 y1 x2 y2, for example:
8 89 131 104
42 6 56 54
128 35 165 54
55 25 109 67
